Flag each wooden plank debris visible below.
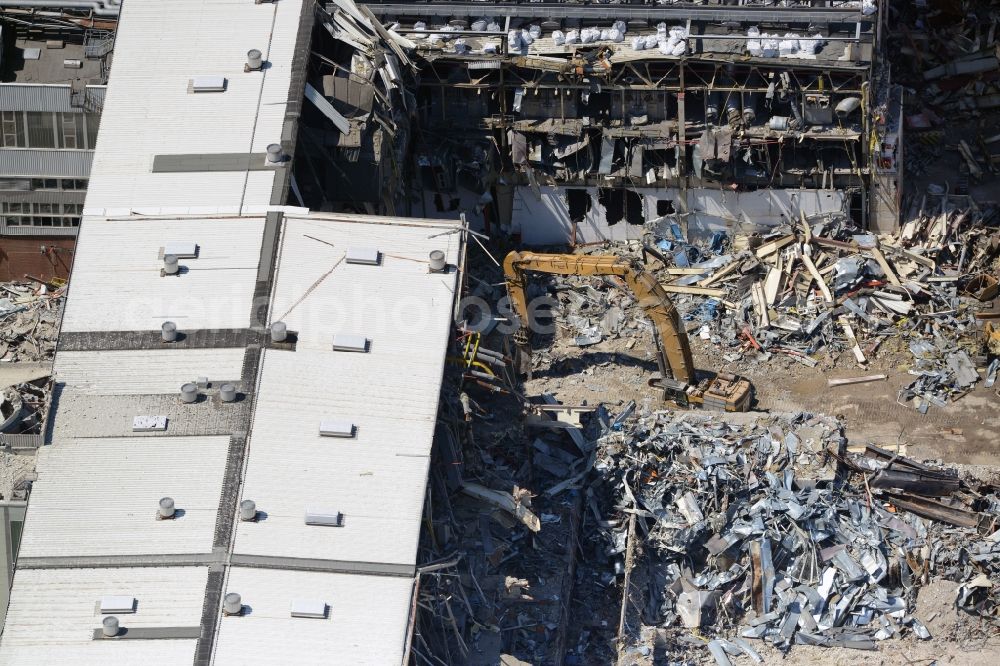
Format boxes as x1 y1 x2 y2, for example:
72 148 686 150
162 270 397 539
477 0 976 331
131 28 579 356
663 284 726 297
868 246 902 286
755 235 796 259
827 374 888 387
801 249 834 304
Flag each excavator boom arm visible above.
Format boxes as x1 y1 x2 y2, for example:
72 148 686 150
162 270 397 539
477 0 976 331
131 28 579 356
503 251 697 384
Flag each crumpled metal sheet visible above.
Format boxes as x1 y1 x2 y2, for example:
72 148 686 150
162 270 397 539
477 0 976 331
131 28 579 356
589 408 1000 655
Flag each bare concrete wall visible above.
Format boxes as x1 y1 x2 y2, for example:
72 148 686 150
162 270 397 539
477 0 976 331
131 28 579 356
0 237 75 282
416 184 847 246
511 186 847 245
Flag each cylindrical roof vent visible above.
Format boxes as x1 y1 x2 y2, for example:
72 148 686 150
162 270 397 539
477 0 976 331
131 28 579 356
102 616 120 637
266 143 284 164
180 382 198 403
223 592 243 615
220 384 237 403
239 499 257 521
429 250 446 273
270 321 287 343
246 49 263 71
162 321 178 342
164 254 179 275
158 497 175 519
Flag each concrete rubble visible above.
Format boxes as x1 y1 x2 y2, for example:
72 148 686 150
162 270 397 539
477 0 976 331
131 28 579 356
0 280 60 439
0 280 64 364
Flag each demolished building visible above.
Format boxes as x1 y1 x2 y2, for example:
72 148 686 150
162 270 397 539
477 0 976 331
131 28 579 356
297 0 902 245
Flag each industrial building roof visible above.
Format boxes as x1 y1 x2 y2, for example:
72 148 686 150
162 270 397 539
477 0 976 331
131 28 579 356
54 349 246 395
4 210 463 662
0 566 207 666
233 215 462 570
61 217 266 332
212 567 415 665
2 1 465 661
16 436 229 561
82 0 305 215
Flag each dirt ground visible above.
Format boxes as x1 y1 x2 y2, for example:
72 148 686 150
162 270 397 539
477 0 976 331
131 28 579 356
747 579 1000 665
524 325 1000 465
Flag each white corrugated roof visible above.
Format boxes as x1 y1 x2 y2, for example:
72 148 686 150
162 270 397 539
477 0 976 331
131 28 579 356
18 437 229 559
61 217 265 332
54 348 246 395
212 567 414 666
83 0 302 214
233 214 461 567
0 566 207 666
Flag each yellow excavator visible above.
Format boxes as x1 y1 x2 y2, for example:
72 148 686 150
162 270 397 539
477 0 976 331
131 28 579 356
503 251 754 412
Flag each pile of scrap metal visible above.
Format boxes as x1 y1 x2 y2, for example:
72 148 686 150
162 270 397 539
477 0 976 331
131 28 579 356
0 280 64 364
519 194 998 411
296 0 419 213
590 408 1000 660
642 193 997 411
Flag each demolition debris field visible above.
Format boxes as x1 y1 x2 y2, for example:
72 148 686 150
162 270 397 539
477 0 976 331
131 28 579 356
419 179 1000 664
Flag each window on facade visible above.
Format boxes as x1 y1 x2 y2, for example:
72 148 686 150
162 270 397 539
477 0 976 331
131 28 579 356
1 111 26 148
1 202 82 228
31 178 59 190
57 113 86 149
85 113 99 149
0 179 32 191
26 112 57 149
62 179 88 190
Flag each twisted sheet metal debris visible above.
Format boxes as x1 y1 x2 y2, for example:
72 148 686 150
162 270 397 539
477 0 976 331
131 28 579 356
587 407 1000 656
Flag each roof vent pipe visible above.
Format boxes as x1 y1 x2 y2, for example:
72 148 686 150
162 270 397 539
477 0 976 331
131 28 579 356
265 143 285 165
158 497 175 519
223 592 243 615
163 254 179 275
245 49 263 71
161 321 178 342
428 250 446 273
102 616 120 638
180 382 198 403
219 384 237 403
239 499 257 521
270 321 287 343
